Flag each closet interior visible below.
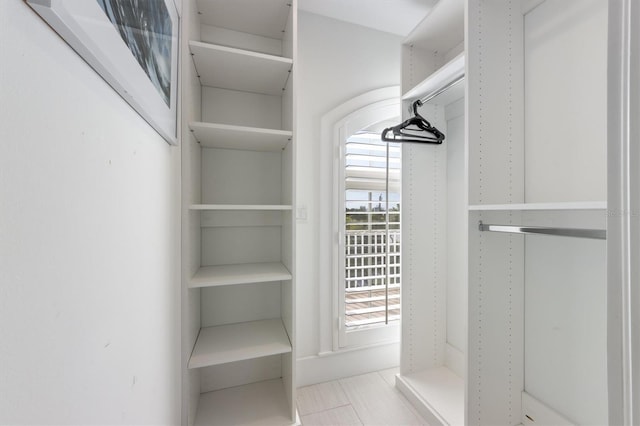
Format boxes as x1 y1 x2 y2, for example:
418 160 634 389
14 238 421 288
397 0 609 425
177 0 614 424
180 0 297 425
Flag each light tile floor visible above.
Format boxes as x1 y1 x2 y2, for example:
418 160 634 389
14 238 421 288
296 368 429 426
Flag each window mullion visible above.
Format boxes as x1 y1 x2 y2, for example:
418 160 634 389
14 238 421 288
385 141 390 325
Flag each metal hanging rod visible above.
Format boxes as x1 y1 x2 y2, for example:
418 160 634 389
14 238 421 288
478 221 606 240
417 75 465 106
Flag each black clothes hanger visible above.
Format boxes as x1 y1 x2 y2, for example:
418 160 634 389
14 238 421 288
381 100 445 144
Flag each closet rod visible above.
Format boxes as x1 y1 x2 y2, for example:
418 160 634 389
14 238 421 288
478 221 606 240
417 75 464 105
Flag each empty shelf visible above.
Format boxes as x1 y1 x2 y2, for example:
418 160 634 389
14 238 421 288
188 319 291 369
189 204 292 211
189 41 292 95
190 122 292 151
404 0 464 51
396 367 464 426
195 0 292 41
189 262 292 288
469 201 607 211
194 379 294 426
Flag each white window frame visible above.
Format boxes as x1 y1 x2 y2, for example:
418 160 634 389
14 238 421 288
332 97 401 350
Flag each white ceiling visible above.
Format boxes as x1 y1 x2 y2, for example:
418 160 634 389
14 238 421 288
298 0 437 37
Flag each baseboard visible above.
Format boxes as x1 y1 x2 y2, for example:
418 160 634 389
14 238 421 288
296 342 399 387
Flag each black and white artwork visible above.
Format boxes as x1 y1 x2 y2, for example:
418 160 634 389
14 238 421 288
96 0 173 107
25 0 180 145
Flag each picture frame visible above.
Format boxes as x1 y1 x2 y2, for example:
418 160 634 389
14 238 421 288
25 0 180 145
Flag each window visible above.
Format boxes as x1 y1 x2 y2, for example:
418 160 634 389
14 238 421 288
324 91 401 351
337 129 401 348
343 133 401 328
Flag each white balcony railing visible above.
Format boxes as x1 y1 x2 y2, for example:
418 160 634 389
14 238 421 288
345 230 401 327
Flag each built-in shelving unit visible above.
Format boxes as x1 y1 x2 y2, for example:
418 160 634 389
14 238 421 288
398 1 611 425
396 0 466 424
466 1 609 424
180 0 296 424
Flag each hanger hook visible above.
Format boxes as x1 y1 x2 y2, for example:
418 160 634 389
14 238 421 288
411 99 423 117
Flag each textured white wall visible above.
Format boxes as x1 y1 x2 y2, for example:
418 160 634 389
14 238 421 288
296 11 403 381
0 1 181 424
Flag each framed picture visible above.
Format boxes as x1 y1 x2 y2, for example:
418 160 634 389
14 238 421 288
26 0 180 145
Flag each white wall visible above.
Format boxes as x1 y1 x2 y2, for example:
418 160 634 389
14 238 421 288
296 11 403 385
0 2 181 424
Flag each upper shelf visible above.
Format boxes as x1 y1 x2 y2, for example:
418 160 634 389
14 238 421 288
403 53 465 102
189 41 292 96
189 122 292 151
404 0 464 51
188 319 292 369
468 201 607 211
196 0 291 40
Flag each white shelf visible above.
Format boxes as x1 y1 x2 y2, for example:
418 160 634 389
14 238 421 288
196 0 292 41
396 367 464 426
194 378 295 426
469 201 607 211
189 41 292 96
188 319 291 369
190 204 292 211
402 53 465 102
190 122 292 151
189 262 292 289
404 0 464 51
